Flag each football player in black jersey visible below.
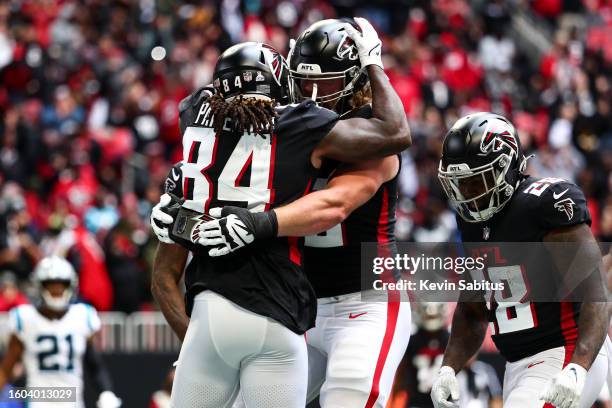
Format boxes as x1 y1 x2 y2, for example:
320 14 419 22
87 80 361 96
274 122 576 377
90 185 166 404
430 112 611 408
187 18 412 408
150 19 410 408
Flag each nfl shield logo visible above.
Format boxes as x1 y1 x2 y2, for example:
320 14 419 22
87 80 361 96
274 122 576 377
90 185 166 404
243 71 253 82
213 78 220 88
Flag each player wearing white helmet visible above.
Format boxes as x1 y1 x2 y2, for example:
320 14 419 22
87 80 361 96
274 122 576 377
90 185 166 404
0 256 122 408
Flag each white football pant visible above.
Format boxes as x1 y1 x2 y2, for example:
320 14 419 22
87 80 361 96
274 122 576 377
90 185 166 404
306 291 411 408
232 291 411 408
502 337 610 408
171 291 307 408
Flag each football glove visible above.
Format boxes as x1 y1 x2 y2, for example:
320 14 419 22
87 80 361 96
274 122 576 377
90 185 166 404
343 17 383 69
197 206 278 257
168 206 215 252
287 38 296 63
97 391 122 408
150 193 182 244
540 363 587 408
431 366 460 408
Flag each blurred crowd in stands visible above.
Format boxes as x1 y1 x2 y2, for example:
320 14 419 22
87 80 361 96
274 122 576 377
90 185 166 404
0 0 610 313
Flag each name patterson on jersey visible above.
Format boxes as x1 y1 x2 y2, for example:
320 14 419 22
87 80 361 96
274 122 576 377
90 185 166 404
192 101 274 132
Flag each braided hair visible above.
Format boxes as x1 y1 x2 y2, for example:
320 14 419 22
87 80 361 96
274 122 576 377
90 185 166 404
208 94 277 136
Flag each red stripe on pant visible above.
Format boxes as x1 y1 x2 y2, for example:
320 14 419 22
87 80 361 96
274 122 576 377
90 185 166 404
542 344 575 408
364 291 400 408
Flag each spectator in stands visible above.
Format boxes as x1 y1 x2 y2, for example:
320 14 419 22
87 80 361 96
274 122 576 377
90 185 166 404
0 272 28 312
0 183 41 281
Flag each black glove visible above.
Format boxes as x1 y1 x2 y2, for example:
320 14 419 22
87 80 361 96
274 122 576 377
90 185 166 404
169 205 214 252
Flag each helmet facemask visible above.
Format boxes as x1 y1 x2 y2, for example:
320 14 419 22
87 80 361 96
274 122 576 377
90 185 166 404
288 65 366 112
34 256 78 311
438 153 516 223
40 280 74 311
288 20 368 114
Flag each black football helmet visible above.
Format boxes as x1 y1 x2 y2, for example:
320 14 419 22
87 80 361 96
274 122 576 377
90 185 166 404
438 112 528 223
288 19 368 114
213 42 289 104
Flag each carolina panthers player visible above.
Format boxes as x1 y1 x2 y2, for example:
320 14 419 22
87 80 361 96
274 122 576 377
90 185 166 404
151 21 409 408
0 256 121 408
172 18 412 408
430 112 611 408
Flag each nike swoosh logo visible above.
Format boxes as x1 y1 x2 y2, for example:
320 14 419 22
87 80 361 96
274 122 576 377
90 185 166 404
569 367 578 381
172 168 180 181
527 361 545 368
553 189 569 199
349 312 368 319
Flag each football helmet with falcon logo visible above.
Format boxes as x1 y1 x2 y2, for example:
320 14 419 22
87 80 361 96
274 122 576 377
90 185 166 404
288 18 369 113
438 112 529 222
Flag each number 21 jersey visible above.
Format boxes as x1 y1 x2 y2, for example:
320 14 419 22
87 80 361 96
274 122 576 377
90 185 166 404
8 303 101 408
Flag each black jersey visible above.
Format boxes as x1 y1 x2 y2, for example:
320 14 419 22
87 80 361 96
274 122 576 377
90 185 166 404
170 88 339 334
304 105 400 298
394 328 449 408
458 176 591 362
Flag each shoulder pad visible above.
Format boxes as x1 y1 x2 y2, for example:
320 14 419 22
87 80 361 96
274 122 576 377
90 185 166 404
522 178 590 230
73 303 101 333
178 86 215 115
275 99 339 139
8 304 32 336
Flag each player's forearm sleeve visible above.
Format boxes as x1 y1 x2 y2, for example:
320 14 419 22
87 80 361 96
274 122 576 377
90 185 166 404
84 343 113 392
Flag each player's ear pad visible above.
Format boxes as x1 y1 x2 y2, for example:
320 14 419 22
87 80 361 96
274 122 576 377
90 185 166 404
170 206 214 253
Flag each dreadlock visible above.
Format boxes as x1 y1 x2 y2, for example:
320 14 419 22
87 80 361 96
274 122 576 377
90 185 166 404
208 94 278 136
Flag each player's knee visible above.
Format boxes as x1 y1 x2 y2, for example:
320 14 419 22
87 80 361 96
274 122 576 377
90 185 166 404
322 342 375 407
326 337 374 385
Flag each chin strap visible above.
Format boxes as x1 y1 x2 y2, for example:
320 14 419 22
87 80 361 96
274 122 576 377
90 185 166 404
310 83 318 101
516 154 535 185
42 290 72 311
520 153 535 173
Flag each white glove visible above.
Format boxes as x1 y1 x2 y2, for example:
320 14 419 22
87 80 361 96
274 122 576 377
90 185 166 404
343 17 383 69
97 390 122 408
540 363 587 408
150 194 175 244
197 207 255 257
431 366 460 408
287 38 296 62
